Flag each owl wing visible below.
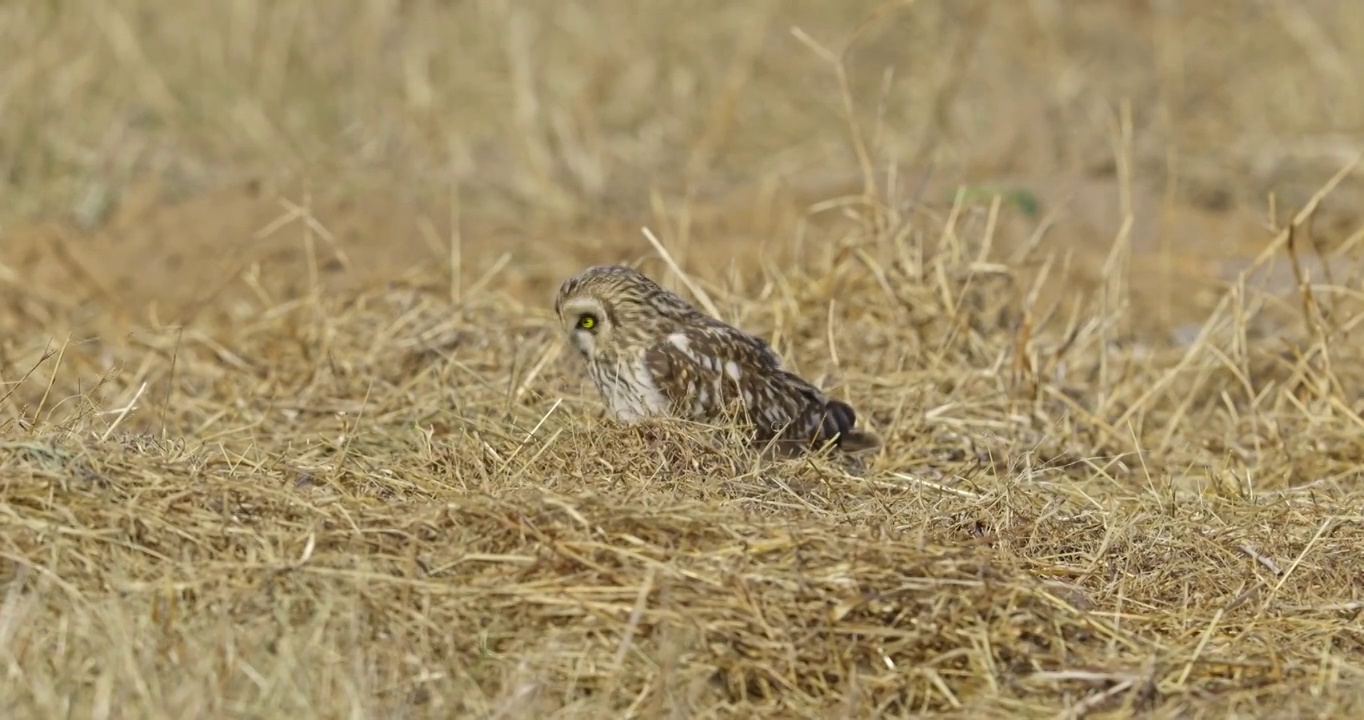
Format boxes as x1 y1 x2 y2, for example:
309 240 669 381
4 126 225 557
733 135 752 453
642 322 866 450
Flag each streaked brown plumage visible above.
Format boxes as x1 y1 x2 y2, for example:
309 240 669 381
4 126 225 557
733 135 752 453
554 264 880 455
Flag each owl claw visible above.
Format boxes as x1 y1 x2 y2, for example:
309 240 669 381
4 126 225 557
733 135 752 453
624 420 673 452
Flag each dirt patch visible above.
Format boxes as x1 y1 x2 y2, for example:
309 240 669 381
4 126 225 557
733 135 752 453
1 163 1291 333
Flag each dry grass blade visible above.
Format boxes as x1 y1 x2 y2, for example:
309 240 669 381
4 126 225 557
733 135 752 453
641 226 722 319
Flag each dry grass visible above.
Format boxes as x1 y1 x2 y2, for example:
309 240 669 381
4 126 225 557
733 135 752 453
4 2 1364 718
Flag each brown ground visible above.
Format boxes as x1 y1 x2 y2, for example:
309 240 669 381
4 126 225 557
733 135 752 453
3 2 1364 718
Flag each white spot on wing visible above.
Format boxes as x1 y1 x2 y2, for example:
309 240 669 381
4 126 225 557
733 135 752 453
667 332 693 359
725 361 742 381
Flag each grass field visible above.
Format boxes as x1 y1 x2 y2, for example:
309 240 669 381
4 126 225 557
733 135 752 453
3 1 1364 717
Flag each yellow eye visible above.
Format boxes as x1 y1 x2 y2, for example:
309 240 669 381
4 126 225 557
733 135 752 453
577 314 598 330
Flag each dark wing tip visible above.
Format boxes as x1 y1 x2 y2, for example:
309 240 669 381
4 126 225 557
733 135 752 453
819 399 882 453
822 399 857 435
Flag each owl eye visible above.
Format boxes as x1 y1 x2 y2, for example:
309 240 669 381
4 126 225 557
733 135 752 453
576 313 598 330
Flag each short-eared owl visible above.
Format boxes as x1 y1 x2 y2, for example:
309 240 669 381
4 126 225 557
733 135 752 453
554 264 880 454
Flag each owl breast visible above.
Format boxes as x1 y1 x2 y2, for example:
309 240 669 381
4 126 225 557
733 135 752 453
586 354 671 423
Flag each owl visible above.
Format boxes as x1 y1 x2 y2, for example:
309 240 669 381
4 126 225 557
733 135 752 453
554 264 880 455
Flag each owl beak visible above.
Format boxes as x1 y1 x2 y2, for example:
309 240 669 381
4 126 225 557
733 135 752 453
566 329 589 355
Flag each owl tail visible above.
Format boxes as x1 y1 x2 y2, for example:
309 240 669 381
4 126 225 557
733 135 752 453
818 400 881 453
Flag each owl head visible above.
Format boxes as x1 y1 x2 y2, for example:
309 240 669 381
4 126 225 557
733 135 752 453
556 291 612 359
554 264 696 359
